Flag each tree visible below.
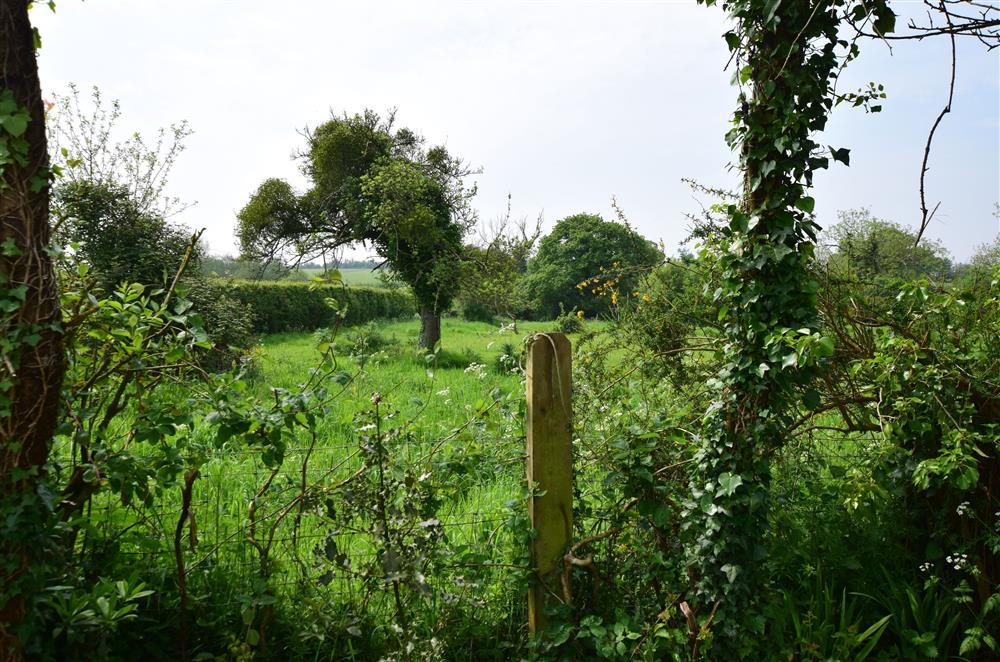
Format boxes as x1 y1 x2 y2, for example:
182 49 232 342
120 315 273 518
458 209 540 323
237 110 476 349
1 2 66 657
46 87 199 291
690 0 894 653
822 208 952 280
521 212 661 319
48 83 192 219
55 180 198 290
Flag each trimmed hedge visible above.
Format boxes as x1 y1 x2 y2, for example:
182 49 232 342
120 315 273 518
213 279 416 333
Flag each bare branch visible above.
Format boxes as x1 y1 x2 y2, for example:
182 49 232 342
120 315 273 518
915 2 958 247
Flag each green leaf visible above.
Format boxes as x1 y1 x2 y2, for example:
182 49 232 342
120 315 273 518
764 0 782 24
795 196 816 214
815 335 835 358
0 111 28 137
721 563 740 583
717 472 743 497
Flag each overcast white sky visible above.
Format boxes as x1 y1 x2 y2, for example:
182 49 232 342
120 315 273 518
32 0 999 261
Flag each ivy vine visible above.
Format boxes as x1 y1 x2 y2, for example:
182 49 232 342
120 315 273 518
687 0 894 655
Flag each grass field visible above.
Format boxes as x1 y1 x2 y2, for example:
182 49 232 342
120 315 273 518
289 267 386 287
85 316 596 658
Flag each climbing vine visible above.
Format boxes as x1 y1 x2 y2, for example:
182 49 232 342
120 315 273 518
687 0 894 655
1 2 65 658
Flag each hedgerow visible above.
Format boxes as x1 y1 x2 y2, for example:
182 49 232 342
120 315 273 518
213 279 415 333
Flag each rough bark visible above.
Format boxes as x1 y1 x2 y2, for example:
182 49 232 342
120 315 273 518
418 305 441 350
1 1 66 656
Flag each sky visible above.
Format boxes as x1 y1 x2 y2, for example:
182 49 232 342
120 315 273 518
31 0 1000 261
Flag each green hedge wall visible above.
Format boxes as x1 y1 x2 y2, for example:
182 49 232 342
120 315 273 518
213 280 416 333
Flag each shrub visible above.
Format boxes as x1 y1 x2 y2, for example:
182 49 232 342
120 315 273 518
555 307 584 334
184 279 257 371
213 279 415 333
492 342 523 374
333 322 400 357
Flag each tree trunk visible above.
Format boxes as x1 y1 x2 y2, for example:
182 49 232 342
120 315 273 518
418 305 441 350
1 2 66 657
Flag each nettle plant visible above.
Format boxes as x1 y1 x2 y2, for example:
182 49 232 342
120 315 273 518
687 0 894 654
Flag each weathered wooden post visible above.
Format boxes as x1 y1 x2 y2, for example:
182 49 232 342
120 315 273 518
526 332 572 636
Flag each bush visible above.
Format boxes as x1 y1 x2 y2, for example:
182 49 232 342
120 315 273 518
184 279 257 371
492 342 523 374
213 279 416 333
333 322 400 357
555 307 584 334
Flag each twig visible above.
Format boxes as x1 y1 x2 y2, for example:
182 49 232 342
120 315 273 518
915 1 957 247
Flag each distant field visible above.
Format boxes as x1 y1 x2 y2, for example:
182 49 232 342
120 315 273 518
290 266 384 287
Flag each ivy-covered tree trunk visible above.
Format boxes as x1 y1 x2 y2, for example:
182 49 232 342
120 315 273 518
418 305 441 350
689 0 892 655
0 1 66 656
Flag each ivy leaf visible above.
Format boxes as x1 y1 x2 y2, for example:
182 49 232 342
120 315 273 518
724 31 740 51
830 147 851 166
873 6 897 35
0 110 29 137
795 196 816 214
721 563 740 584
717 472 743 497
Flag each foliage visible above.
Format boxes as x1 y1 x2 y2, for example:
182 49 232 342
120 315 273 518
200 254 290 281
522 213 661 319
217 279 415 333
863 572 964 659
554 306 584 334
330 321 401 359
820 209 952 281
183 279 257 371
458 212 540 322
237 110 477 347
685 0 894 652
54 179 198 290
47 83 192 218
764 571 891 661
360 158 464 318
234 178 310 264
1 5 66 658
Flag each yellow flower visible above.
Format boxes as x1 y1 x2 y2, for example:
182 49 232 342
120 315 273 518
642 293 651 302
576 310 584 319
611 292 618 306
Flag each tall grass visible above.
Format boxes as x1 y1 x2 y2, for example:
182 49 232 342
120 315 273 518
75 318 597 659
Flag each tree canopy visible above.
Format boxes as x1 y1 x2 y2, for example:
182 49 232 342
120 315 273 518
822 208 952 281
237 110 476 347
55 180 198 290
521 212 661 318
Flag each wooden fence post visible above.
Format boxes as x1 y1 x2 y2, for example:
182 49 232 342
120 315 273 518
526 332 573 636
